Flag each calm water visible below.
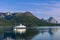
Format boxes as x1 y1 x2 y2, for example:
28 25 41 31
0 26 60 40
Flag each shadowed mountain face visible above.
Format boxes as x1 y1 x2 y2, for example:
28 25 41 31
0 12 59 26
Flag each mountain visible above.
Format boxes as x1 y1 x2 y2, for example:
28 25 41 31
9 12 58 26
0 12 59 26
47 17 57 24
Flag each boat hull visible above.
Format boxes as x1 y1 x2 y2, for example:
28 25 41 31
13 28 26 34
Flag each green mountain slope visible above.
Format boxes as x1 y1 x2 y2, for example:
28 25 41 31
12 12 56 26
0 12 59 26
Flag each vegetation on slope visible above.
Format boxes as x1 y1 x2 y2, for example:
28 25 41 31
0 12 59 26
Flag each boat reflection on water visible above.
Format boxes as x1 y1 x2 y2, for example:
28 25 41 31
3 29 27 40
3 27 39 40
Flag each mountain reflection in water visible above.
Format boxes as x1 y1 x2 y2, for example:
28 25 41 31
0 26 60 40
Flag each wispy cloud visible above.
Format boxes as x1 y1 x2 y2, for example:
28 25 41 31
26 1 60 23
0 0 60 22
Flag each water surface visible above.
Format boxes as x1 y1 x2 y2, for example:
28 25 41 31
0 26 60 40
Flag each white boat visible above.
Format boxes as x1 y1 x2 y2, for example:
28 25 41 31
13 24 26 34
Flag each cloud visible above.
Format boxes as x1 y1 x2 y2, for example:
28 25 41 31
0 0 60 22
26 1 60 23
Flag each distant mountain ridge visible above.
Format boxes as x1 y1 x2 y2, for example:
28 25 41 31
0 12 59 26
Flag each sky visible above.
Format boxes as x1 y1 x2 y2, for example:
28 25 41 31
0 0 60 23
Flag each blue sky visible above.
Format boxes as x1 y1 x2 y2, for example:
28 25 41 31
0 0 60 23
